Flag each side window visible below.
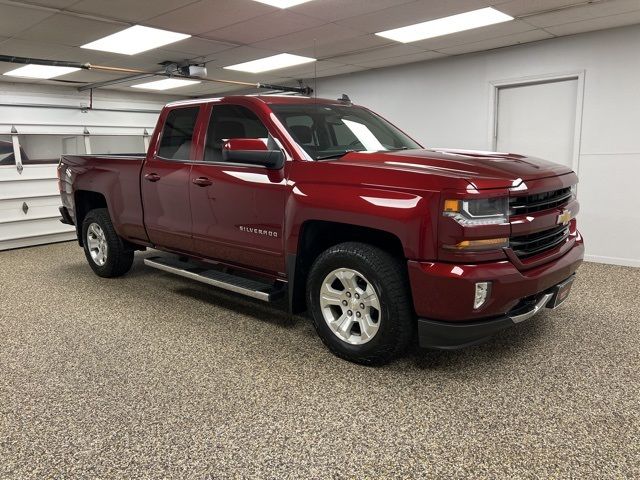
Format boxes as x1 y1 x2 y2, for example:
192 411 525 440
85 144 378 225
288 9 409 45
204 104 268 162
157 107 199 160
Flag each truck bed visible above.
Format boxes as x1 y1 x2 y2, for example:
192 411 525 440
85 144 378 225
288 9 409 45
59 154 148 244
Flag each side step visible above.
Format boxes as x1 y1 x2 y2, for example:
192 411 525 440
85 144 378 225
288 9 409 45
144 255 285 302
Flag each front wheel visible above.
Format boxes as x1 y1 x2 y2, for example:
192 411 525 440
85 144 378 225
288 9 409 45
82 208 134 278
307 242 415 365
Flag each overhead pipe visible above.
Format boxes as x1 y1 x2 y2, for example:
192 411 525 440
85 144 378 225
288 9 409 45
0 54 313 95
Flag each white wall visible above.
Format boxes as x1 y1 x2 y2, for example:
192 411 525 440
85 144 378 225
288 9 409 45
317 24 640 268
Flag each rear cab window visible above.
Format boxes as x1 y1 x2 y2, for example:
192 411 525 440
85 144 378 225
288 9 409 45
157 107 200 160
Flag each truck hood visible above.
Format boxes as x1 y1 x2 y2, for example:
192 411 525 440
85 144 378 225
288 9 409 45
334 148 573 189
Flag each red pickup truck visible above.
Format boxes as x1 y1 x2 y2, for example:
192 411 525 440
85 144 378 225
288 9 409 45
58 94 583 364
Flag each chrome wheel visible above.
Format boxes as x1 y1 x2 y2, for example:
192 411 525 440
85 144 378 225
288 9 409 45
86 222 108 266
319 268 381 345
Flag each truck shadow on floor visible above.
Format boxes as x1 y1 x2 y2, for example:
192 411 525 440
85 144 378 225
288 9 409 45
61 256 557 370
408 316 554 370
169 275 555 370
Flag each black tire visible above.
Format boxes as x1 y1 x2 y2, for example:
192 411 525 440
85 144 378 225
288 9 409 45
82 208 134 278
307 242 415 365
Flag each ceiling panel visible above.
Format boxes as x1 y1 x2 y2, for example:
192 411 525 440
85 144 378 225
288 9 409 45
146 0 276 35
522 0 640 27
544 8 640 35
200 45 281 67
0 4 55 37
70 0 197 22
352 50 446 68
158 37 237 58
93 50 184 71
290 34 392 59
203 9 325 44
335 0 493 33
0 38 92 62
437 29 553 55
0 0 638 98
495 0 584 17
268 60 349 78
288 0 416 22
16 13 124 46
252 23 367 52
330 44 427 65
16 0 79 8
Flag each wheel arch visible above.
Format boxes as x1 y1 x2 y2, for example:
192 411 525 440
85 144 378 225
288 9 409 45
74 190 108 246
287 220 407 314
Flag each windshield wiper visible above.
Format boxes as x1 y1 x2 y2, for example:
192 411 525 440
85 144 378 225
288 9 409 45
315 150 358 161
315 146 409 161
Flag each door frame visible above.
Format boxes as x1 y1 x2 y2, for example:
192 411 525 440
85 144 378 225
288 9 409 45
487 70 586 175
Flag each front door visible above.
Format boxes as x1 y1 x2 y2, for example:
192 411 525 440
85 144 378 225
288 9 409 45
189 103 288 274
141 106 200 252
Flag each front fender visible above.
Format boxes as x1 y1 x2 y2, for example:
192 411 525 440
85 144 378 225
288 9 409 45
284 181 439 260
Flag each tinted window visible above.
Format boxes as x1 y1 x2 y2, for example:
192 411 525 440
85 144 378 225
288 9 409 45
158 107 199 160
271 104 420 160
205 104 268 162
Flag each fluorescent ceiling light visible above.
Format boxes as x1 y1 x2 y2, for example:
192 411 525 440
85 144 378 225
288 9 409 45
82 25 190 55
225 53 315 73
376 7 513 43
3 64 80 79
131 78 201 90
252 0 314 7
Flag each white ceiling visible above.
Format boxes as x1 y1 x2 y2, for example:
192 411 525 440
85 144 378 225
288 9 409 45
0 0 639 96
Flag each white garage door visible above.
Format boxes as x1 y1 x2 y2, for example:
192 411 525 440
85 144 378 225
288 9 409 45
496 78 579 168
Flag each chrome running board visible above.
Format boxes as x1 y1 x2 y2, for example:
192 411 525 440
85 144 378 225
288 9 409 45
144 255 285 302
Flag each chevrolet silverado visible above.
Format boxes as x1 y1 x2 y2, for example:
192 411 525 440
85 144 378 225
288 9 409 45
58 95 583 364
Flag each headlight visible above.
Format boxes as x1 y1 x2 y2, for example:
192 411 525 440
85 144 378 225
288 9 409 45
443 197 508 226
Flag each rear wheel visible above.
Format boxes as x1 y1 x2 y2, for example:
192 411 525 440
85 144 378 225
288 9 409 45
307 242 414 365
82 208 134 278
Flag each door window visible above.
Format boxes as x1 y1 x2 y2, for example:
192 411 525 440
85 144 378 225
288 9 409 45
204 105 268 162
158 107 199 160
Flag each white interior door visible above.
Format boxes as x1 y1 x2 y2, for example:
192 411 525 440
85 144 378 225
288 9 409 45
496 78 578 168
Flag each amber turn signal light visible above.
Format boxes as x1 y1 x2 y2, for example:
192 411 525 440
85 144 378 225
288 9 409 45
445 237 509 250
443 199 460 212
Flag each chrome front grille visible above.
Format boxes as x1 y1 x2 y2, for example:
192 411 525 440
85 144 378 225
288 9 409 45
510 224 570 259
510 187 572 214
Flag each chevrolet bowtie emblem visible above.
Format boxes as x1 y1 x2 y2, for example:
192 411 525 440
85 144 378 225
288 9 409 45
557 209 572 225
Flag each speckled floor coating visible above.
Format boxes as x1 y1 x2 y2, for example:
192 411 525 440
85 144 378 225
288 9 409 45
0 242 638 479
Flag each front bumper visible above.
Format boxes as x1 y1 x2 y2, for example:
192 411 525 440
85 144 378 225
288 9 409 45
417 278 568 349
409 233 584 348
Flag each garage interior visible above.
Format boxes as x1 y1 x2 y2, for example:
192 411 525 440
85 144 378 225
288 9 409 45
1 0 639 478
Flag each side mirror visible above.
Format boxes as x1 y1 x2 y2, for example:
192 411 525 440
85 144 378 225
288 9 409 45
222 138 285 169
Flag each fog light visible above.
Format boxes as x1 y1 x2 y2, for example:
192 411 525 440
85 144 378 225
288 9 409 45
474 282 491 309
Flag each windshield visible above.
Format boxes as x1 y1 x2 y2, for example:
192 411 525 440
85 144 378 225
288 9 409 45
270 104 421 160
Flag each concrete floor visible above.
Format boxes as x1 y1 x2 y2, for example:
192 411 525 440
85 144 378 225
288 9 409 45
0 242 638 479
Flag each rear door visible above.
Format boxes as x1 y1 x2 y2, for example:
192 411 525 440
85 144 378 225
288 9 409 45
141 106 201 253
189 102 289 274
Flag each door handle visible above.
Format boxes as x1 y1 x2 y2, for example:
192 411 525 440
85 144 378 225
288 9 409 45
144 173 161 182
192 177 213 187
